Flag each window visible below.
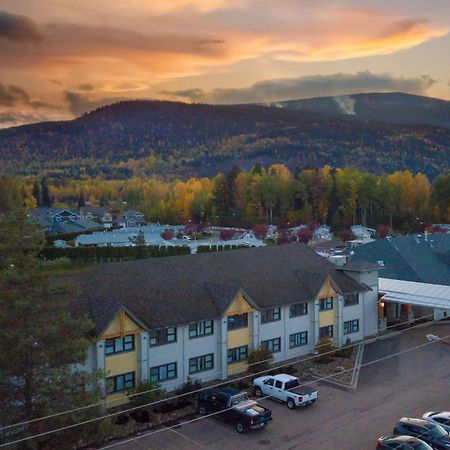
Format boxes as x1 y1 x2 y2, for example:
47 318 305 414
189 320 214 339
289 302 308 318
344 293 359 307
105 335 135 355
265 378 274 386
319 325 334 338
227 345 248 364
261 307 281 324
189 353 214 374
150 362 177 382
275 380 282 389
227 314 248 331
261 337 281 353
149 327 177 347
289 331 308 348
319 298 333 311
105 372 135 394
344 319 359 335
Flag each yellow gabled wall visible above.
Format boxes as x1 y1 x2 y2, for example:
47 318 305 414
100 310 144 406
101 310 143 339
225 291 255 316
318 277 338 329
226 292 254 375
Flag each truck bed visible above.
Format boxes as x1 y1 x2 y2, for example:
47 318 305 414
291 386 317 395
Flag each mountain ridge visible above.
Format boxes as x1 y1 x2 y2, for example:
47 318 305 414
1 92 449 179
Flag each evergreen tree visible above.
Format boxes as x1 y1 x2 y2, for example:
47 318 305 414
77 191 86 209
41 177 52 207
0 208 108 449
130 230 146 258
0 175 23 214
32 180 42 207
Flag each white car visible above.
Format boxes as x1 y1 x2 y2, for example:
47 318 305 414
423 412 450 432
253 373 318 409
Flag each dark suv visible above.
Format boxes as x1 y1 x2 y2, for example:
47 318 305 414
393 418 450 449
377 435 433 449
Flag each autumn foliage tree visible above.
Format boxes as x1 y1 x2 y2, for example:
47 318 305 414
220 229 236 241
253 223 268 239
161 228 174 240
297 227 313 243
377 224 390 238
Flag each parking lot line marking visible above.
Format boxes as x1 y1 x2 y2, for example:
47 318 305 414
169 427 205 447
205 418 237 436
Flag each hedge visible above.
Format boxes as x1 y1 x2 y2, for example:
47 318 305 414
196 244 250 253
41 245 190 262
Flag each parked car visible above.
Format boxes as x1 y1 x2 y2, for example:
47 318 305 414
253 373 318 409
423 412 450 433
198 387 272 433
377 435 433 449
393 418 450 449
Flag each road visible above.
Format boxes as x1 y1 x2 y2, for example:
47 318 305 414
113 322 450 450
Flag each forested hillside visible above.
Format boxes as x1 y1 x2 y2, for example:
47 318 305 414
1 97 449 179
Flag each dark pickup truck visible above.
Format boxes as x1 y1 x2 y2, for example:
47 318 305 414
198 387 272 433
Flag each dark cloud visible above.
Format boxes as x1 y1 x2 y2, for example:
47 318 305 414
162 71 437 104
0 112 43 125
161 88 204 100
0 84 29 106
0 10 44 43
64 91 123 116
78 83 95 91
0 83 51 109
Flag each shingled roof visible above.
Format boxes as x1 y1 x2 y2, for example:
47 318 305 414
351 233 450 285
72 244 368 335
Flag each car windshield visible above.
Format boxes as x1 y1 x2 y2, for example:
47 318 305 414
231 393 249 405
284 379 300 390
430 423 448 439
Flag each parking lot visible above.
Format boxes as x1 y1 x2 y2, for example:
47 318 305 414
115 323 450 450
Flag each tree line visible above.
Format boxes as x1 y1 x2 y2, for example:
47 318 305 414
5 165 447 233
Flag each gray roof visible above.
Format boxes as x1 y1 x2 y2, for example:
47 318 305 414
79 206 109 215
337 260 382 272
70 244 368 335
351 233 450 285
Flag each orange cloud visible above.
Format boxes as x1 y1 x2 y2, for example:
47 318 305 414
0 1 449 125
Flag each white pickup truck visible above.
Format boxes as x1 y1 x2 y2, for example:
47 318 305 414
253 374 318 409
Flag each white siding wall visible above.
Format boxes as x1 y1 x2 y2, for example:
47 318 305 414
144 320 221 390
284 305 315 359
259 308 285 363
342 300 364 343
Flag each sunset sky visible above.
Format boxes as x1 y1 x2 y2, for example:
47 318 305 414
1 0 450 127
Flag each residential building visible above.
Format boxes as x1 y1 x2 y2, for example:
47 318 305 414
351 225 376 241
351 233 450 325
79 206 113 228
118 210 145 228
29 207 100 235
71 244 380 405
313 225 333 240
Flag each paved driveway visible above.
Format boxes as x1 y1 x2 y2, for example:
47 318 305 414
114 323 450 450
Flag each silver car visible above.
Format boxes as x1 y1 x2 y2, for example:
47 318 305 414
423 412 450 433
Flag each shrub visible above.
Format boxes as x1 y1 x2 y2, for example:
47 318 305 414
127 380 162 408
335 337 354 358
247 347 273 374
174 377 201 404
315 337 336 363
